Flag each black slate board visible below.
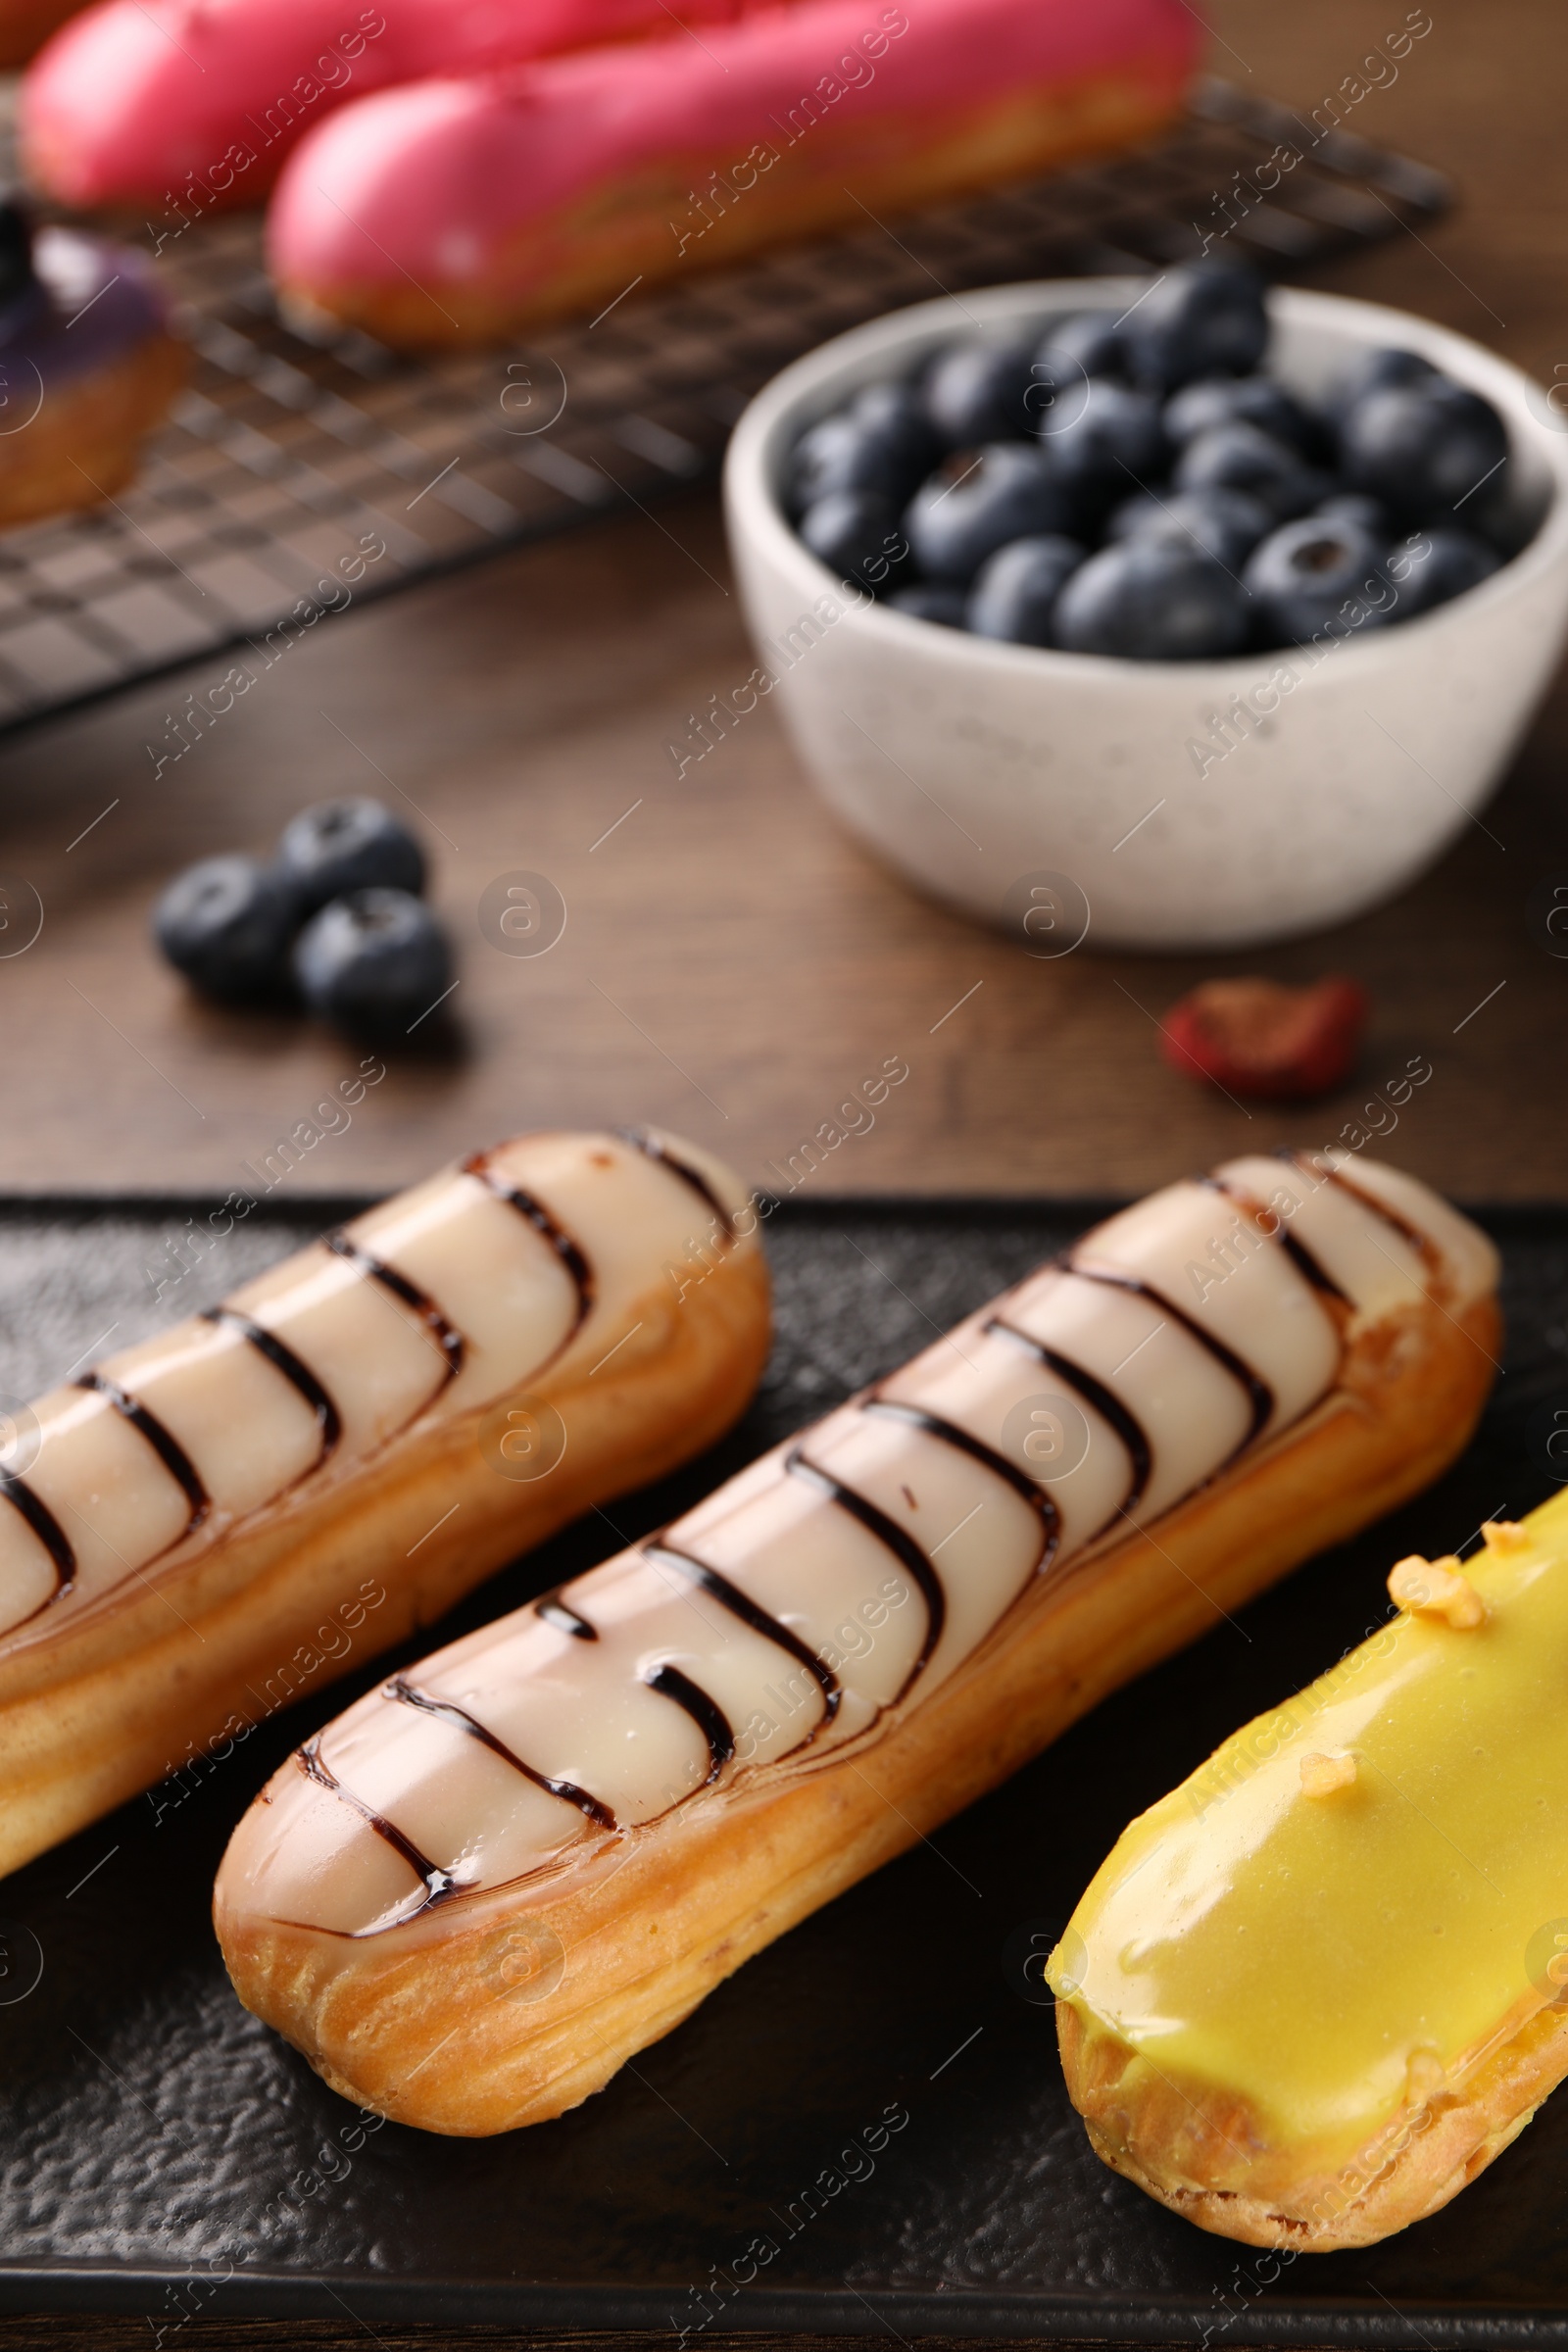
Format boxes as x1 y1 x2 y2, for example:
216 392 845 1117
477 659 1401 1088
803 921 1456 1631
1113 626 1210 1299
3 1196 1568 2347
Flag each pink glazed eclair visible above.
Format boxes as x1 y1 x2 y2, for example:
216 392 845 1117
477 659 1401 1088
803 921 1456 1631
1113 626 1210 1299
22 0 772 210
265 0 1200 347
217 1152 1496 2136
0 1127 768 1879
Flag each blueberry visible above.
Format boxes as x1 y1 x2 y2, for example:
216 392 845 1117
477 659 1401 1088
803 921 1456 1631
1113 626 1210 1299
1125 263 1270 393
293 888 453 1040
1105 486 1273 570
923 337 1036 444
904 444 1076 584
966 534 1085 646
1164 372 1320 457
1326 344 1438 423
790 415 903 511
798 489 909 591
1387 525 1500 618
1033 310 1130 386
888 583 969 627
1314 490 1393 537
850 379 943 475
153 854 301 1003
1054 540 1251 661
791 395 934 512
1173 421 1328 520
1039 379 1168 512
1243 516 1390 648
1338 375 1509 524
277 797 425 914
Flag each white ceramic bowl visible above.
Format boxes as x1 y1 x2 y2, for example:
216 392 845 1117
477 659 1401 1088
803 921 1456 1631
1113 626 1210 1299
724 279 1568 952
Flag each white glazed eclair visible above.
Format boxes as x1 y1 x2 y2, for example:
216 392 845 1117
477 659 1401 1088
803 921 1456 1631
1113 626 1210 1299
0 1128 769 1879
216 1152 1498 2136
1049 1491 1568 2250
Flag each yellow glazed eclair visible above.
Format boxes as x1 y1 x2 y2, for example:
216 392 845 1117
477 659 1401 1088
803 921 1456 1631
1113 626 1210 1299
1048 1495 1568 2252
0 1128 769 1880
216 1152 1497 2136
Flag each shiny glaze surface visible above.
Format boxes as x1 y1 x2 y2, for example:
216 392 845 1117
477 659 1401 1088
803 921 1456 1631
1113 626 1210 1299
0 1128 745 1649
220 1153 1492 1943
1049 1496 1568 2184
265 0 1198 309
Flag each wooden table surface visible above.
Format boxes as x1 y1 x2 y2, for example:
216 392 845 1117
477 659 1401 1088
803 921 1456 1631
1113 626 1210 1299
3 2 1563 2349
2 0 1565 1208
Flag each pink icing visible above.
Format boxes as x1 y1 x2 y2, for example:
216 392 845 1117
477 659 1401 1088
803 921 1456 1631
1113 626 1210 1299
21 0 766 209
266 0 1199 301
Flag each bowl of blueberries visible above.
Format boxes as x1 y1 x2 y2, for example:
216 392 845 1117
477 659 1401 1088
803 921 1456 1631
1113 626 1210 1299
724 263 1568 951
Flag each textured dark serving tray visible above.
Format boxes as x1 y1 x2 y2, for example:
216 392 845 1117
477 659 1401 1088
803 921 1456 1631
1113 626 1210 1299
0 76 1449 736
1 1194 1565 2345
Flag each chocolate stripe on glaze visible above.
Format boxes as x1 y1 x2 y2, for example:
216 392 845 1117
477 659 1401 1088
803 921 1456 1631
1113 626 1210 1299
980 1320 1154 1519
1284 1151 1439 1268
0 1472 75 1605
643 1662 734 1784
784 1444 946 1699
384 1676 616 1831
463 1152 595 1329
297 1735 458 1913
326 1231 465 1380
199 1308 342 1461
1200 1174 1350 1306
617 1128 736 1239
644 1539 841 1727
535 1592 598 1641
1065 1259 1274 1450
859 1396 1061 1570
74 1372 209 1532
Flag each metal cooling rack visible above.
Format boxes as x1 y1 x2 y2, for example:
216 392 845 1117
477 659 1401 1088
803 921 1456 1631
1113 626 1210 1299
0 75 1449 734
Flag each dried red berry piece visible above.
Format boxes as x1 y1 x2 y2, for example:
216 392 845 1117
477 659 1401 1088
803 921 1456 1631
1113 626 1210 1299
1160 975 1369 1100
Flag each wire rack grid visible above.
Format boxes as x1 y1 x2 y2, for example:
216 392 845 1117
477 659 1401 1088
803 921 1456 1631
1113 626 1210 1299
0 75 1450 737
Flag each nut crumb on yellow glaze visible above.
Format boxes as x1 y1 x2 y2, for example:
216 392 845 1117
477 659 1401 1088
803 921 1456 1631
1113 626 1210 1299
1048 1491 1568 2193
1299 1751 1357 1797
1387 1553 1486 1628
1484 1520 1531 1552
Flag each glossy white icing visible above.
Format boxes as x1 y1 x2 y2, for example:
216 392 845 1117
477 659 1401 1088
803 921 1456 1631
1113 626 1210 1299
0 1128 749 1648
220 1158 1485 1943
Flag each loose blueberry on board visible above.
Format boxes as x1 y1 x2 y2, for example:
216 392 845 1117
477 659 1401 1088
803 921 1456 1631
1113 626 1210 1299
1105 485 1273 570
154 854 302 1003
923 337 1038 444
1164 372 1320 457
293 888 453 1041
1388 525 1501 616
1173 421 1329 520
1325 344 1439 423
1043 381 1168 513
966 535 1086 645
1244 515 1389 648
1339 375 1510 524
1054 540 1251 661
888 583 969 627
1125 263 1270 393
798 488 908 590
904 444 1077 584
276 795 426 914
